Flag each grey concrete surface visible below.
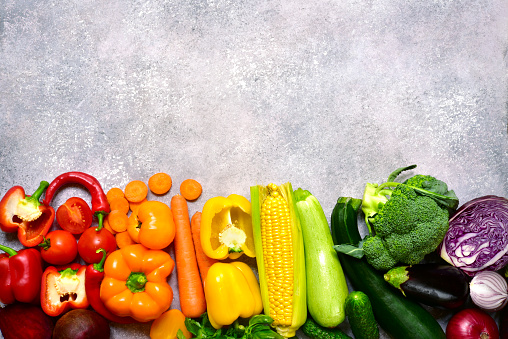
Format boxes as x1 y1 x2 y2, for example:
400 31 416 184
1 0 507 338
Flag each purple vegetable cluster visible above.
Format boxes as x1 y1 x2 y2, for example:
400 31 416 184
440 195 508 276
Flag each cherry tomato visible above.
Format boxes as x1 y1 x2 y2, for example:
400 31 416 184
39 230 78 265
78 227 116 264
56 197 93 234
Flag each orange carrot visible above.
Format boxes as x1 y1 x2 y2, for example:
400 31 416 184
124 180 148 203
109 196 130 214
115 230 136 249
180 179 202 201
106 187 125 204
171 194 206 318
190 211 218 283
148 172 172 195
108 209 129 233
103 216 117 235
130 198 147 214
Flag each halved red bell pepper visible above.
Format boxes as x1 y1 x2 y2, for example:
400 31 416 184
41 263 89 317
0 181 55 247
0 244 43 304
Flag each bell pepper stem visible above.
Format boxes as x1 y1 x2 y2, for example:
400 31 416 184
93 248 107 272
0 244 18 257
25 181 49 206
126 272 147 293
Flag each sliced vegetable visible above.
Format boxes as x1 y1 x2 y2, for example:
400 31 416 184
469 270 508 312
148 172 172 195
440 195 508 276
294 188 348 328
201 194 255 260
445 308 499 339
345 291 379 339
331 197 446 339
250 183 307 338
0 302 53 339
56 197 93 234
383 264 469 309
124 180 148 203
0 244 43 304
180 179 202 201
203 262 263 329
0 181 55 247
41 263 89 317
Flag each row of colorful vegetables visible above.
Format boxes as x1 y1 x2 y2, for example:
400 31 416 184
0 166 508 339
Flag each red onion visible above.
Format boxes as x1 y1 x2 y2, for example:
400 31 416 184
446 308 499 339
470 271 508 312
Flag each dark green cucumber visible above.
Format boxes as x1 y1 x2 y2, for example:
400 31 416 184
301 316 352 339
331 197 446 339
345 291 379 339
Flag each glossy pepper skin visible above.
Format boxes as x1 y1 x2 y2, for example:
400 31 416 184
85 249 135 324
0 181 55 247
201 194 255 260
204 261 263 329
41 263 89 317
43 172 110 229
126 201 175 250
0 244 43 304
100 244 175 322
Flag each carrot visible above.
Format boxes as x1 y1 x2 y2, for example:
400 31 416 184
148 172 172 195
130 198 147 214
124 180 148 203
191 211 218 283
115 230 136 248
171 194 206 318
103 216 117 235
106 187 125 204
109 196 130 214
180 179 202 201
108 209 129 233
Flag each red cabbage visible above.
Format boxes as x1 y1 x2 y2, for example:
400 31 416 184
440 195 508 276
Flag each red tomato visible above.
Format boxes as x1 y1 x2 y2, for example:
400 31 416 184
39 230 78 265
56 197 93 234
78 227 116 264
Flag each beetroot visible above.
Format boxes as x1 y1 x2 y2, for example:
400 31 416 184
53 309 110 339
0 303 53 339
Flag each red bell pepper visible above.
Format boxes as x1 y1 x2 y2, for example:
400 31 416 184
0 181 55 247
40 263 89 317
0 244 43 304
85 249 135 324
43 172 110 229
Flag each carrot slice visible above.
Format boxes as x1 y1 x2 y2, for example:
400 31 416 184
148 173 172 195
124 180 148 203
109 196 130 214
180 179 202 201
106 187 125 204
108 210 129 232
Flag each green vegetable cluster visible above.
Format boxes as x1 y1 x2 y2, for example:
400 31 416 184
178 313 284 339
335 165 458 271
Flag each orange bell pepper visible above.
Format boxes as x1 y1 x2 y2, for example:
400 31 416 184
150 309 192 339
100 244 175 322
127 201 175 250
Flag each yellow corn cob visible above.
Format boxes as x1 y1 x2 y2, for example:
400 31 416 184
251 182 306 338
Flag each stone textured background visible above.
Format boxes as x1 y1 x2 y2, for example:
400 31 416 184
1 0 507 338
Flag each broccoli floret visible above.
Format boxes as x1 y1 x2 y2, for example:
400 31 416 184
359 165 456 271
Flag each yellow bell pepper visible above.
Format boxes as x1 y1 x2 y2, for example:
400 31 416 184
100 244 175 322
204 261 263 329
126 200 175 250
201 194 255 260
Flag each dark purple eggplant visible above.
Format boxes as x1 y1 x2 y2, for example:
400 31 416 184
383 263 469 309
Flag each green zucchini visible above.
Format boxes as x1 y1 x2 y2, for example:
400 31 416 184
345 291 379 339
331 197 446 339
301 316 352 339
294 189 349 328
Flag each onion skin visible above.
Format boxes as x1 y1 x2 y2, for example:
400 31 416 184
469 271 508 312
445 308 499 339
